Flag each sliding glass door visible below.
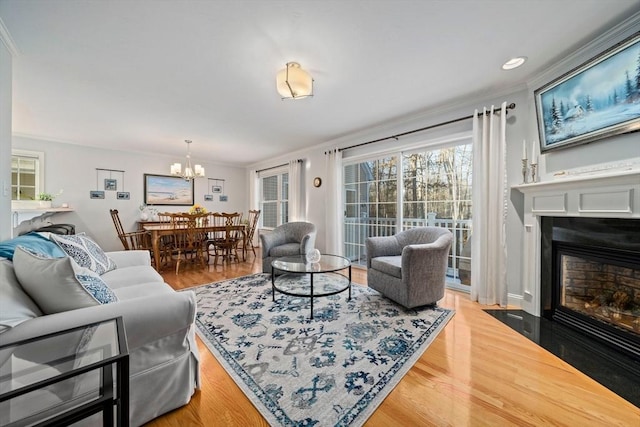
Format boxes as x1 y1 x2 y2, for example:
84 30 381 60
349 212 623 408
342 140 472 289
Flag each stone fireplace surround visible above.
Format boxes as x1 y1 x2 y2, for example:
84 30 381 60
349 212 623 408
514 168 640 317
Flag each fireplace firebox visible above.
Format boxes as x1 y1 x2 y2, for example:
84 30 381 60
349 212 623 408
541 217 640 359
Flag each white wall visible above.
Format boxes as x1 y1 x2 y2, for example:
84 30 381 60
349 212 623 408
12 136 247 251
0 40 12 240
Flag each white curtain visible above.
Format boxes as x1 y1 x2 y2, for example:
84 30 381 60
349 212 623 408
248 169 259 246
470 102 508 306
325 149 343 255
288 159 303 221
248 169 258 211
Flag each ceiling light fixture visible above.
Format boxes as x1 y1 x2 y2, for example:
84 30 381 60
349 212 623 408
502 56 527 70
170 140 205 181
276 62 314 99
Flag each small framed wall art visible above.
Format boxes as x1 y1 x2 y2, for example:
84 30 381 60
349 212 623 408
104 178 117 191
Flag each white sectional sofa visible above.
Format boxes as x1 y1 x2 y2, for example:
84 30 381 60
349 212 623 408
0 233 200 426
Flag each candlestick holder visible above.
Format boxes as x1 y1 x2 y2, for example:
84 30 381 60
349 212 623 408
521 159 528 184
530 162 538 183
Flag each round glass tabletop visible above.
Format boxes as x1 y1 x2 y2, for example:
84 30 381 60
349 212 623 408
271 254 350 274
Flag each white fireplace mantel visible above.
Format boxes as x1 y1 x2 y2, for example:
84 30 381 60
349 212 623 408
513 169 640 316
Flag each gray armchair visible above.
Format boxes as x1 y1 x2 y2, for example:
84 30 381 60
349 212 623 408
366 227 453 309
260 222 317 273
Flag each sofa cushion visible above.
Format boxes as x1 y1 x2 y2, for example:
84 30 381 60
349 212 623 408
0 260 43 334
50 233 116 275
0 232 66 260
101 265 164 290
269 243 301 257
371 256 402 278
13 246 118 314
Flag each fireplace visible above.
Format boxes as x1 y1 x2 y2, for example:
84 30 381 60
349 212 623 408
540 217 640 358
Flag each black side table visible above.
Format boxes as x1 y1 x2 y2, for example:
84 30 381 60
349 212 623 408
0 317 129 426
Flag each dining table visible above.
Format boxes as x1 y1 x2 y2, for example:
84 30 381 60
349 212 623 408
140 222 247 271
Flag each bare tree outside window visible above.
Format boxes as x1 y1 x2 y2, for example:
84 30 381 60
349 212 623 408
343 142 472 287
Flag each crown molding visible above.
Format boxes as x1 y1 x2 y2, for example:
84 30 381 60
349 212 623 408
0 17 20 57
528 12 640 90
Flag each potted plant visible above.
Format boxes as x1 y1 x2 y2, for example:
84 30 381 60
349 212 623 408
37 189 63 208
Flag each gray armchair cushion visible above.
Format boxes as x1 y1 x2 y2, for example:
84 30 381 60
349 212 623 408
370 256 402 278
260 222 317 273
366 227 453 309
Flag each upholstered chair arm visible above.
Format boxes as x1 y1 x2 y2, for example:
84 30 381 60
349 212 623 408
365 235 403 268
4 291 197 361
401 233 453 285
259 229 287 258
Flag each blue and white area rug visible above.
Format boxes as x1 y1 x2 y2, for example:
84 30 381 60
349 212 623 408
192 273 454 426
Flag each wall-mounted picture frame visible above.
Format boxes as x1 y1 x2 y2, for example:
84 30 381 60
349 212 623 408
212 185 222 193
535 32 640 152
204 194 213 201
117 192 130 200
219 195 228 202
90 190 105 199
104 178 117 191
144 174 194 206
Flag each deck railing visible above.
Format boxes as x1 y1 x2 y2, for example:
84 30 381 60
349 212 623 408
343 214 472 284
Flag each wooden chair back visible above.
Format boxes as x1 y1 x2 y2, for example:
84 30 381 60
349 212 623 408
207 212 243 264
109 209 153 254
241 210 260 257
167 212 208 273
109 209 128 249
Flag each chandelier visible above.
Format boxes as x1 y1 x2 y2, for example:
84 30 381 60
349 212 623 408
276 62 313 99
170 140 205 181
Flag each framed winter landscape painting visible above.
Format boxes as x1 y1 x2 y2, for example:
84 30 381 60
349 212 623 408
535 32 640 152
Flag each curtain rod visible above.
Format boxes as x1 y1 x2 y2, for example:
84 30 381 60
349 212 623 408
256 159 303 174
328 102 516 154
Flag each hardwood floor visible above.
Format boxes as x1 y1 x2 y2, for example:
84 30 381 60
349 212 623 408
147 251 639 426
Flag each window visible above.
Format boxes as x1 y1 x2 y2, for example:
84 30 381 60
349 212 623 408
343 156 398 264
342 139 472 289
11 150 44 201
260 170 289 228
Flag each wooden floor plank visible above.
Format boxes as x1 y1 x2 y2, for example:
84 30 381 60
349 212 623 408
145 251 640 426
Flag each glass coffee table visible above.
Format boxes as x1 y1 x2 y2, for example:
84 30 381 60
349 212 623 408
271 254 352 319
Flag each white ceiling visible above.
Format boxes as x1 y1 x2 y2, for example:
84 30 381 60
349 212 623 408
2 0 639 166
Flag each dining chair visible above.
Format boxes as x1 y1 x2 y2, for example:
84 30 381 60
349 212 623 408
154 212 179 269
207 212 243 265
167 212 209 274
239 209 260 258
109 209 155 263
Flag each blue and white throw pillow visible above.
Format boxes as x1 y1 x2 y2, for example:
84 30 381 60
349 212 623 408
13 246 118 314
50 233 117 275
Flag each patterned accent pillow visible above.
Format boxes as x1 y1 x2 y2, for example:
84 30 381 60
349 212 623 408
13 246 118 314
50 233 117 275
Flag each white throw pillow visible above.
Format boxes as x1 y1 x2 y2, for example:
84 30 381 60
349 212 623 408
13 246 118 315
0 260 43 333
50 233 116 275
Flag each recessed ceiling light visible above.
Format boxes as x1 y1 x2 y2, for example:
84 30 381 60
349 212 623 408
502 56 527 70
